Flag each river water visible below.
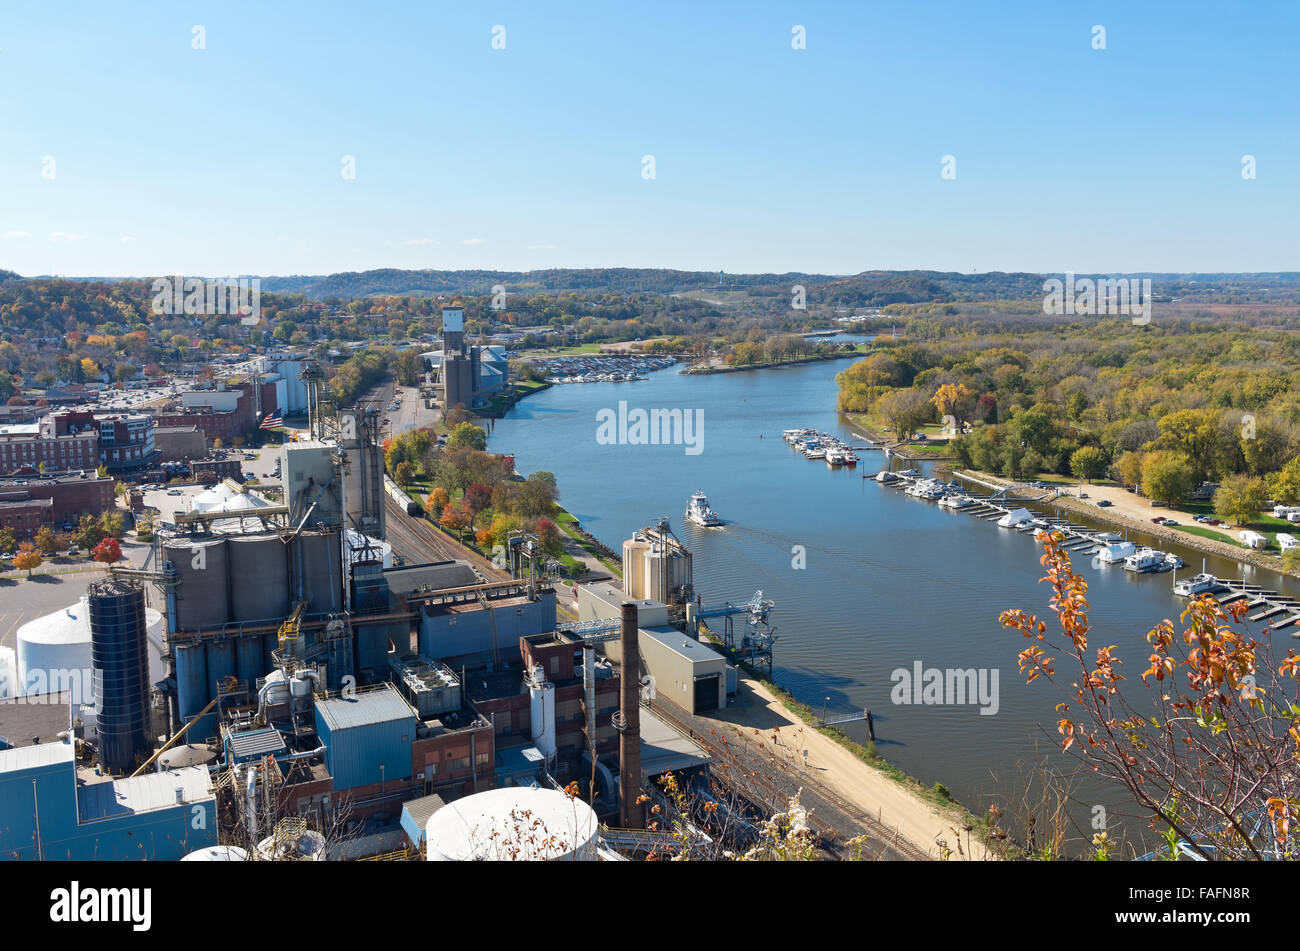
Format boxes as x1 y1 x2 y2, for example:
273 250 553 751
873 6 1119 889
489 342 1294 853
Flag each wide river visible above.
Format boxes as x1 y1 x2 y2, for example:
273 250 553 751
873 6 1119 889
489 342 1295 854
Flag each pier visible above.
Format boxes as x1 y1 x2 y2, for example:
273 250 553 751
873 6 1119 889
872 470 1300 635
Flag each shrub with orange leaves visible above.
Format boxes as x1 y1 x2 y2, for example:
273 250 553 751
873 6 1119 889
1001 532 1300 859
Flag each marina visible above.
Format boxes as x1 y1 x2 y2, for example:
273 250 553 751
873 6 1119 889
538 355 677 384
875 468 1300 633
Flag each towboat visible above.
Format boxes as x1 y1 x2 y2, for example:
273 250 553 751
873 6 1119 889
685 490 722 527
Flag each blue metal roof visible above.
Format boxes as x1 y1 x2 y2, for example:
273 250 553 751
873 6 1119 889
316 684 415 731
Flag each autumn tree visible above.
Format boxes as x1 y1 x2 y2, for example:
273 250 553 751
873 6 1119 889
1002 533 1300 860
12 542 42 576
1114 450 1146 490
34 526 59 556
447 422 487 452
427 487 450 515
394 461 414 486
91 537 123 564
1267 456 1300 507
875 388 932 443
931 382 977 434
439 501 472 541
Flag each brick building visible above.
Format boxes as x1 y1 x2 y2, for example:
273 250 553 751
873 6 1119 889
0 473 116 529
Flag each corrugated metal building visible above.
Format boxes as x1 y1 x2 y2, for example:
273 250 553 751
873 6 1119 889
417 591 557 664
315 684 416 791
0 740 216 861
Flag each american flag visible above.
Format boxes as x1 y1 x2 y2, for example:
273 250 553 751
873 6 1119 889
259 410 283 429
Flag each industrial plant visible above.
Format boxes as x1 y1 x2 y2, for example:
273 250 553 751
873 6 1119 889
0 366 781 862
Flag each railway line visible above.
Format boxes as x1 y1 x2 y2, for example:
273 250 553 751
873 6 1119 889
382 496 509 580
647 695 933 861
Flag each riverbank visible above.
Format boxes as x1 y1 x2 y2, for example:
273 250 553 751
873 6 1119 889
955 468 1298 577
694 632 1007 859
843 414 955 462
681 350 866 375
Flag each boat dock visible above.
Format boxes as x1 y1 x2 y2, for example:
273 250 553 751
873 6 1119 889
874 470 1300 634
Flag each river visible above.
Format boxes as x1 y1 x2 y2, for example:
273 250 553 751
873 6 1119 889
488 342 1295 854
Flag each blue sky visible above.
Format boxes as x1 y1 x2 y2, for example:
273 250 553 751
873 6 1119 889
1 1 1296 277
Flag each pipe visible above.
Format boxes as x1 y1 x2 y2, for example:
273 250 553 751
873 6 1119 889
245 764 258 844
618 601 643 829
583 644 596 754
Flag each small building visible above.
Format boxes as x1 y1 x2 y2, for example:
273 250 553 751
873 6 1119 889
315 683 417 792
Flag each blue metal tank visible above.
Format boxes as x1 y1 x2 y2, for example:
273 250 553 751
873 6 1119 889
88 579 151 774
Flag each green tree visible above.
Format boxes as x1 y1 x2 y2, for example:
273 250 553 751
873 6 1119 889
1069 446 1108 483
1142 450 1196 506
1114 450 1146 489
395 461 414 486
875 388 932 442
1212 474 1269 527
1267 456 1300 507
447 422 487 451
76 514 106 551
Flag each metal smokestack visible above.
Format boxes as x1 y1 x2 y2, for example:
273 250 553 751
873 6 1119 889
618 601 643 829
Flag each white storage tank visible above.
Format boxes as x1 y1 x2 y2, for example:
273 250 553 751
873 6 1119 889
0 646 16 699
16 597 166 702
424 787 598 861
181 845 248 861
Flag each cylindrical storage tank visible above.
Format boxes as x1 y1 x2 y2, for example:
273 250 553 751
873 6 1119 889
16 597 94 703
297 531 342 614
644 548 664 604
206 639 237 696
157 743 217 771
425 788 598 861
166 537 229 632
181 845 248 862
236 636 264 688
174 643 209 722
227 536 289 623
263 633 279 674
622 539 648 599
88 580 151 774
529 681 556 761
0 645 17 699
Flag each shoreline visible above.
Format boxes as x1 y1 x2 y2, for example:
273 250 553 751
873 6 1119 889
680 350 865 375
953 468 1297 578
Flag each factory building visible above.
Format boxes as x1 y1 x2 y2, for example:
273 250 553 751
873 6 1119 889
578 582 727 715
433 308 509 410
0 739 216 861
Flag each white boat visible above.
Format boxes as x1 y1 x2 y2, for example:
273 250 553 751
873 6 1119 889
1096 541 1136 564
1124 547 1171 573
997 507 1035 529
1164 552 1185 569
908 480 945 500
825 448 846 466
875 470 898 483
938 494 973 510
804 447 827 460
685 490 722 527
1174 573 1227 596
842 451 858 467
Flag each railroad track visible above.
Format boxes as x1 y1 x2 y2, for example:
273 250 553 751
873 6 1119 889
382 497 509 580
646 697 932 861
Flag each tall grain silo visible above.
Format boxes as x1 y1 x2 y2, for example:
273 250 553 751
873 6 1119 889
174 642 209 733
206 640 237 697
236 637 264 688
227 535 289 623
166 536 230 631
622 538 649 600
88 579 151 774
297 530 343 614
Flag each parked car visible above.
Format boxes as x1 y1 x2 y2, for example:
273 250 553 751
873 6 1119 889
1095 500 1113 507
1078 493 1089 499
1152 517 1166 524
1163 519 1179 526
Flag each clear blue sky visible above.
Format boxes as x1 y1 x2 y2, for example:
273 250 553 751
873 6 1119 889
1 0 1296 277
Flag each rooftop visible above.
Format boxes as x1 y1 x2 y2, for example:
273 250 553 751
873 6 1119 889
641 625 722 663
316 683 415 731
0 692 74 749
76 765 214 820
